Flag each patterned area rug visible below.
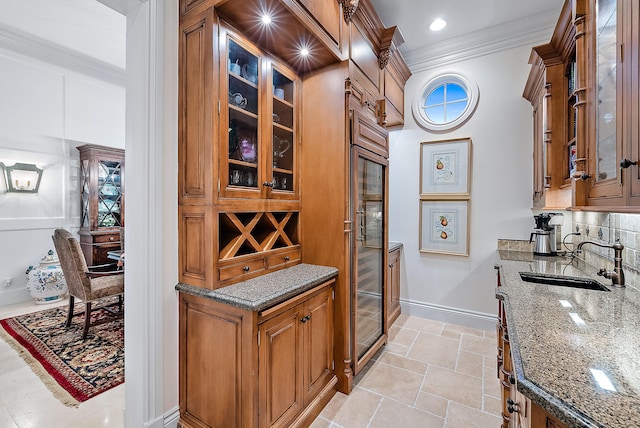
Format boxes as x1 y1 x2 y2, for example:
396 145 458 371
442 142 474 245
0 297 124 407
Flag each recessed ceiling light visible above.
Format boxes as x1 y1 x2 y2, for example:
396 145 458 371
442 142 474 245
300 47 309 56
429 18 447 32
261 14 272 24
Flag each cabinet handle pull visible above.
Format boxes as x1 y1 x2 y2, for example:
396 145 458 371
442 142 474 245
284 256 290 261
300 315 310 323
620 159 637 169
507 398 519 413
263 181 274 187
242 266 250 272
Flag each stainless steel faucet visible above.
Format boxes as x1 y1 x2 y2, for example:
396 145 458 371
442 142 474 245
576 240 625 287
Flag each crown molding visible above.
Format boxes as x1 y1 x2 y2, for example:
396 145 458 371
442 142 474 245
404 9 559 73
0 23 126 87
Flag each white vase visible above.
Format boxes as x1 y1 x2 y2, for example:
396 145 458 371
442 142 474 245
25 250 68 304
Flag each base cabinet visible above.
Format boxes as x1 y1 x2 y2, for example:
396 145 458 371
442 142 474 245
387 246 401 326
178 279 336 428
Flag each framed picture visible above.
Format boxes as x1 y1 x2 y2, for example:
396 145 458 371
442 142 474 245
420 200 470 256
420 138 472 198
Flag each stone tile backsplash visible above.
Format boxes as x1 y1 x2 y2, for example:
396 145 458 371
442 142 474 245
572 211 640 284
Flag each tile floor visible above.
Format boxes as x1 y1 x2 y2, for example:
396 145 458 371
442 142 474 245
312 314 501 428
0 301 500 428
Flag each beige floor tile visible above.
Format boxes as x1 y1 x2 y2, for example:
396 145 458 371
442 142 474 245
387 325 419 347
384 341 410 357
308 416 333 428
441 329 461 340
455 350 484 378
318 388 381 428
484 372 502 399
422 366 483 409
484 393 502 416
461 334 497 357
484 329 497 340
407 333 459 369
369 398 444 428
443 323 485 337
394 315 444 335
376 352 428 375
483 354 497 369
415 391 449 418
358 361 424 405
444 401 501 428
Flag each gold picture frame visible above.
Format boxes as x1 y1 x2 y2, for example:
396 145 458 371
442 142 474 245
419 200 470 256
420 138 472 199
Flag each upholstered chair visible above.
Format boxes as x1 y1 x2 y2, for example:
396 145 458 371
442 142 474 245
52 228 124 340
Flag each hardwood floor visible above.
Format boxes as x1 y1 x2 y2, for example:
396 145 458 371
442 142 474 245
0 301 498 427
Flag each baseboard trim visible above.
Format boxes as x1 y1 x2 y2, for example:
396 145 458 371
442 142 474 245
400 299 496 331
163 407 180 428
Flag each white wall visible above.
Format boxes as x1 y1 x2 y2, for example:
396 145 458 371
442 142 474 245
389 45 535 328
0 49 125 305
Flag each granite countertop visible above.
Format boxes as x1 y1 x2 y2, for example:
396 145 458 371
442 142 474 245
175 263 338 311
496 250 640 427
389 241 403 252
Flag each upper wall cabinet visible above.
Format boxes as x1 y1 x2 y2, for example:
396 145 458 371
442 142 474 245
524 0 640 210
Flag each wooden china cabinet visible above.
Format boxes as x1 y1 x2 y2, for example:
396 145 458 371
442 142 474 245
177 0 409 426
77 144 124 266
524 0 640 210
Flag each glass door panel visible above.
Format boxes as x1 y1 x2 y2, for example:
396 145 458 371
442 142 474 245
97 160 122 228
272 68 294 192
227 38 259 190
353 150 385 369
595 0 617 183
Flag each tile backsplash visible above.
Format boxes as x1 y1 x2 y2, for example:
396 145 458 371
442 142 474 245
571 211 640 289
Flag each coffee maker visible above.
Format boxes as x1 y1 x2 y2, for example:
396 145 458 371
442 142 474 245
530 213 563 256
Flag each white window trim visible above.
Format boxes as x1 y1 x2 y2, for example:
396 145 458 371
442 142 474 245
412 73 479 132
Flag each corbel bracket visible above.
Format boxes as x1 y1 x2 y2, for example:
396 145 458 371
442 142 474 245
337 0 360 23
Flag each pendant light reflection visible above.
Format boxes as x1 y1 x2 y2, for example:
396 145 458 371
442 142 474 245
0 162 43 193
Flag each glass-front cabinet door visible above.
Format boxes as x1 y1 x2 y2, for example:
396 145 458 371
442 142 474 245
220 27 298 200
588 0 622 200
223 34 261 198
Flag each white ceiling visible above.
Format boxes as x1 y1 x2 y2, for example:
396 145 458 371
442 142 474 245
370 0 564 61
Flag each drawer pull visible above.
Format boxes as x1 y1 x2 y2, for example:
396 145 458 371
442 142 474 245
109 236 114 241
507 398 519 413
300 315 311 323
243 266 250 272
284 256 290 261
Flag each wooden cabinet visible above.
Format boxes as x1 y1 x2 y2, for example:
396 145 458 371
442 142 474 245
178 9 302 290
77 144 124 266
259 285 334 427
387 245 401 327
525 0 640 210
178 279 336 428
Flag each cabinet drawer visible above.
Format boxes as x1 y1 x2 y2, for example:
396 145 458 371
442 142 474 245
93 233 120 244
219 258 265 281
265 249 300 269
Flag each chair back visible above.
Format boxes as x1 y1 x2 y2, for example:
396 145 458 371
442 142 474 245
52 229 90 300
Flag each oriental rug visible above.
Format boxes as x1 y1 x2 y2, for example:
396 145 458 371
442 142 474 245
0 297 124 407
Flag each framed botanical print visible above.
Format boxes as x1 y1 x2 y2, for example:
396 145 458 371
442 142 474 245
420 138 472 198
419 200 470 256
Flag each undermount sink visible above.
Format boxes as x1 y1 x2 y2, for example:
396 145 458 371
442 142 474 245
519 272 610 291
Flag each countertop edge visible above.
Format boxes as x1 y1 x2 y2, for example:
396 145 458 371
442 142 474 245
175 264 338 311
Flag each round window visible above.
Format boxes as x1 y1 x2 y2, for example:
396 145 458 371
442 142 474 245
412 73 479 132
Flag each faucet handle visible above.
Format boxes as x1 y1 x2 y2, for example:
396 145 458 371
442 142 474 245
597 268 607 277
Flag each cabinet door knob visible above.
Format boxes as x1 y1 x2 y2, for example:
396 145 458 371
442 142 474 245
263 181 274 187
109 236 114 241
242 266 250 272
284 256 290 261
507 398 519 413
509 374 515 385
620 159 637 169
300 315 310 323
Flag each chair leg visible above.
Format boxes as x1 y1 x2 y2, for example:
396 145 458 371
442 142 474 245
118 294 123 313
83 302 92 340
65 295 75 328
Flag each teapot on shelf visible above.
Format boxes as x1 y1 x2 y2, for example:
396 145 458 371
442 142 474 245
229 92 247 109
